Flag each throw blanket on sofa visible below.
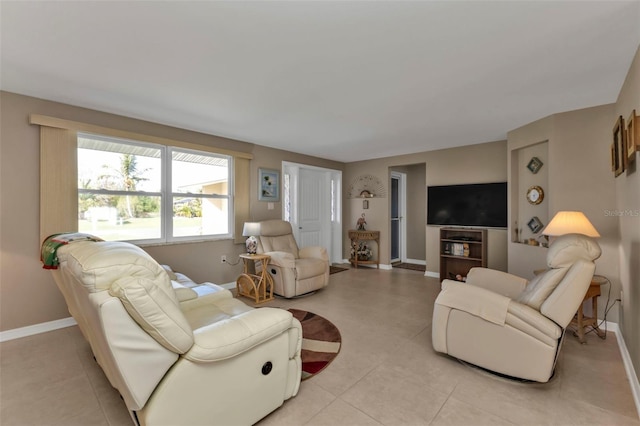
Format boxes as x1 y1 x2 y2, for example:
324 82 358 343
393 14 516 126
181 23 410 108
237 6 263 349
41 233 103 269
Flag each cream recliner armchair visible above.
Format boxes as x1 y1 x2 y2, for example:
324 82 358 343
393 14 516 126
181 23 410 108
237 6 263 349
432 233 601 382
256 220 329 298
44 234 302 426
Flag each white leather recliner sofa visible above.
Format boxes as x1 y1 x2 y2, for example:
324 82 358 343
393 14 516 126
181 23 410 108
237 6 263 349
432 233 601 383
44 235 302 425
256 220 329 298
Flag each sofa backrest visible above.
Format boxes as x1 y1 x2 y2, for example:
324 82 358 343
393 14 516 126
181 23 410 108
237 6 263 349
257 220 300 258
53 240 183 411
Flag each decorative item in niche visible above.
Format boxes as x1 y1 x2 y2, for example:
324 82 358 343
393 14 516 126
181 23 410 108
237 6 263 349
528 216 544 234
347 174 386 199
627 110 638 164
356 213 367 231
527 157 544 174
526 185 544 205
258 168 280 202
612 115 626 177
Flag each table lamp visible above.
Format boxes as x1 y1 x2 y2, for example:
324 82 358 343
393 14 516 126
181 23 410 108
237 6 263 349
242 222 261 254
542 211 600 238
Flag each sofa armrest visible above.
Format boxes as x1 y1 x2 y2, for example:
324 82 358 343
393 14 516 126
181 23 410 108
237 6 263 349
184 308 296 362
435 280 511 325
264 251 296 269
506 301 562 341
465 267 528 298
299 246 328 261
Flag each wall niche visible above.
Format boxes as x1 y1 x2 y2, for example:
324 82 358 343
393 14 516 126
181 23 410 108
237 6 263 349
513 141 549 247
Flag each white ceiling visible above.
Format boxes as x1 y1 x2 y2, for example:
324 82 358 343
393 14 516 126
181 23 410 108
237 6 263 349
2 1 639 162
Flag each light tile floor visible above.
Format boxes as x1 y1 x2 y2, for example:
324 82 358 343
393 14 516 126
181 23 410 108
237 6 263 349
1 267 638 425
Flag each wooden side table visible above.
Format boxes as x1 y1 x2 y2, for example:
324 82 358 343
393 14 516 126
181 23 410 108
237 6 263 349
348 230 380 269
236 254 274 304
570 275 607 343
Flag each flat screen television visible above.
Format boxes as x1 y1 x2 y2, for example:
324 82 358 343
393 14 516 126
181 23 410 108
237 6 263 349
427 182 507 228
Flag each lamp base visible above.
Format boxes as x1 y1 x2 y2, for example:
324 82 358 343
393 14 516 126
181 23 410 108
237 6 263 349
245 236 257 254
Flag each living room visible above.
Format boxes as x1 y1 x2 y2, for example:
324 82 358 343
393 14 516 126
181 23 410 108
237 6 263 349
1 1 639 425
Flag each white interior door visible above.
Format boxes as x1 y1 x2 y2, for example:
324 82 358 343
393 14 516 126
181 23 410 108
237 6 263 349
298 168 326 248
283 162 342 264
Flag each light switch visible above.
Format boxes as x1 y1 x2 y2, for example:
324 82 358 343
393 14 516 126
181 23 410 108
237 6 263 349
267 202 274 210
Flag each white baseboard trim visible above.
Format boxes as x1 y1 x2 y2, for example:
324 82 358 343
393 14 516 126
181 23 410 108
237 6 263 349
0 317 77 343
605 321 640 419
425 271 440 278
405 259 427 265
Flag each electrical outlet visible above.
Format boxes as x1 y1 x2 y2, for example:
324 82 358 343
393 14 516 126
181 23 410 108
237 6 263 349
221 255 227 264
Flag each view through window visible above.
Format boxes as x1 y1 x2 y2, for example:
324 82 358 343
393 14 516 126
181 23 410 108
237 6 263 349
78 133 232 243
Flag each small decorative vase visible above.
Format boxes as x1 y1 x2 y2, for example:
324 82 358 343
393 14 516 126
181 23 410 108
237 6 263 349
245 236 257 254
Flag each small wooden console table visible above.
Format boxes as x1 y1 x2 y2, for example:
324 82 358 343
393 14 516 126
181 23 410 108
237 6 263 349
348 230 380 269
236 253 274 304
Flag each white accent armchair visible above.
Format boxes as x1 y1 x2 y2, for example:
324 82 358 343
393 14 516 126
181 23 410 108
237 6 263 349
257 220 330 298
432 233 601 382
46 236 302 426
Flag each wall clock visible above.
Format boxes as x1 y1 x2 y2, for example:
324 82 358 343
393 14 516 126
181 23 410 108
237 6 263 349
526 186 544 205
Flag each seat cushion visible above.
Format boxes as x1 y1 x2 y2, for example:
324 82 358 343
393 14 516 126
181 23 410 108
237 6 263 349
295 257 327 280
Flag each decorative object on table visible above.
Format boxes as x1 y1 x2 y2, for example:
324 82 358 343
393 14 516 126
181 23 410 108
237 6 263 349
288 308 341 380
347 174 386 198
362 199 369 209
527 216 544 234
542 211 600 238
526 185 544 205
356 213 367 230
627 109 638 164
611 115 626 177
242 222 261 254
527 156 544 174
351 241 372 261
258 168 280 201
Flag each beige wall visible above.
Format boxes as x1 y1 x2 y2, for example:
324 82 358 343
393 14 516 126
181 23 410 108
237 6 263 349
344 140 508 272
0 91 342 331
613 45 640 382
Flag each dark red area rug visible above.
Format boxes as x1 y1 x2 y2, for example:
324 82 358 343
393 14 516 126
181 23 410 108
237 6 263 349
288 308 341 380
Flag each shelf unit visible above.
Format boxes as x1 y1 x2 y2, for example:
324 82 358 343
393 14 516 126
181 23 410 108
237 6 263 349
439 228 487 282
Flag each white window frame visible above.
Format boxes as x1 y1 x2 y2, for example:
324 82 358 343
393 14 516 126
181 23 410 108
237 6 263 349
77 132 233 244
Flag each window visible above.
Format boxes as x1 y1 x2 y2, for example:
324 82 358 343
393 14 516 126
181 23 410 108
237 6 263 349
78 133 232 243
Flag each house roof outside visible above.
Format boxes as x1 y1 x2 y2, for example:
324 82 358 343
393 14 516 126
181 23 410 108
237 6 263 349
1 1 639 162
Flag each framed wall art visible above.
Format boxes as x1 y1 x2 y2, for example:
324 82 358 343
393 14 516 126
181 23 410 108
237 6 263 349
627 110 638 163
527 216 544 234
527 156 543 174
612 115 625 177
258 168 280 202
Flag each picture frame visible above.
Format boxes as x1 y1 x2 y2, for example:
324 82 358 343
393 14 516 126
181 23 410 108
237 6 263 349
258 168 280 202
527 216 544 234
527 156 543 174
627 110 638 163
612 115 626 177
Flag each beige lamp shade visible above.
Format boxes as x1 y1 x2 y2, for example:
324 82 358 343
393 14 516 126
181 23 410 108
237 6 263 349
242 222 261 237
542 211 600 237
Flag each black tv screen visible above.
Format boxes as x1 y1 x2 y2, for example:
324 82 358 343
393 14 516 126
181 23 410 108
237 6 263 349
427 182 507 228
